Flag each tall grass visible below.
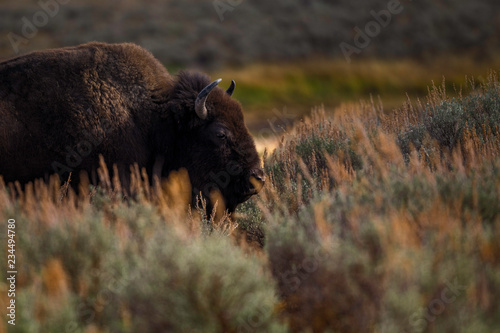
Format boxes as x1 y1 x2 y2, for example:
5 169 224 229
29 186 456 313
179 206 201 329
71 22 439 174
1 71 500 332
0 165 284 333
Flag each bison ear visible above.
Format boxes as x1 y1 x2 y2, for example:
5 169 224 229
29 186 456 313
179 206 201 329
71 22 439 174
195 78 221 120
226 80 235 97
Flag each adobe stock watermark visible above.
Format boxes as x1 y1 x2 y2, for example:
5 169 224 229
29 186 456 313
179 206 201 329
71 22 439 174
213 0 244 22
237 243 329 333
402 277 467 333
340 0 409 63
7 0 70 54
63 267 139 333
278 245 329 295
51 108 114 180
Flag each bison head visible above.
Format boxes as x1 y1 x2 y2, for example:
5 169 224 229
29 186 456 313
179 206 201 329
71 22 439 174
164 71 265 214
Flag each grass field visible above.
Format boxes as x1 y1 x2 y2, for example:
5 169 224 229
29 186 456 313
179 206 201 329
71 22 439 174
214 55 500 133
1 68 500 332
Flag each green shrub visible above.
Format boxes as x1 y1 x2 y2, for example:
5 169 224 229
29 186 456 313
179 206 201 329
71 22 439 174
125 233 285 333
397 80 500 157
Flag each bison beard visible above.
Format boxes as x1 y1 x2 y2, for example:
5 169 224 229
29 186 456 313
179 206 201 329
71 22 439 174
0 42 265 214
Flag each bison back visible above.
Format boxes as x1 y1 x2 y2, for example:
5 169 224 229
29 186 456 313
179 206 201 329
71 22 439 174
0 42 172 185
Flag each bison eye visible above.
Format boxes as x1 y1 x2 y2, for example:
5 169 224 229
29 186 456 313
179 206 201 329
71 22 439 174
217 133 227 140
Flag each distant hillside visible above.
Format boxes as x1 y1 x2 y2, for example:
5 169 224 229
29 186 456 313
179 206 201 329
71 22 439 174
1 0 499 69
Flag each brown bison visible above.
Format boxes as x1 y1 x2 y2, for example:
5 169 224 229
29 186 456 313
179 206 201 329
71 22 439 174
0 42 265 213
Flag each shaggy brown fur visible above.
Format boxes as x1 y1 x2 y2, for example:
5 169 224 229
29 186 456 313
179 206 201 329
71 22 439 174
0 42 263 212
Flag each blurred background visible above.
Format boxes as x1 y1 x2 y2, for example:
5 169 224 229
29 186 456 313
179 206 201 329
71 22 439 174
1 0 499 135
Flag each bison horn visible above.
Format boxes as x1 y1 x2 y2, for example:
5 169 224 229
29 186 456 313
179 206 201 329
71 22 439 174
195 78 222 120
226 80 236 96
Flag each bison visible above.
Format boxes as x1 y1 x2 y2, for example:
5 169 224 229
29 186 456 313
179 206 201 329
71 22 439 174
0 42 265 213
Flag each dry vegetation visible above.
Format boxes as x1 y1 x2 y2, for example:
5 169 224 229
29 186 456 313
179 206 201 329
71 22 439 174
1 71 500 332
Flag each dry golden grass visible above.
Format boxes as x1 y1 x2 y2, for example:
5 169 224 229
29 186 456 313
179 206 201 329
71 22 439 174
250 71 500 332
1 70 500 332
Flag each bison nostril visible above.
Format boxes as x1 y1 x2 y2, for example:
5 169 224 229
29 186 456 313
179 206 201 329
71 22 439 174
250 170 266 190
253 174 265 183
